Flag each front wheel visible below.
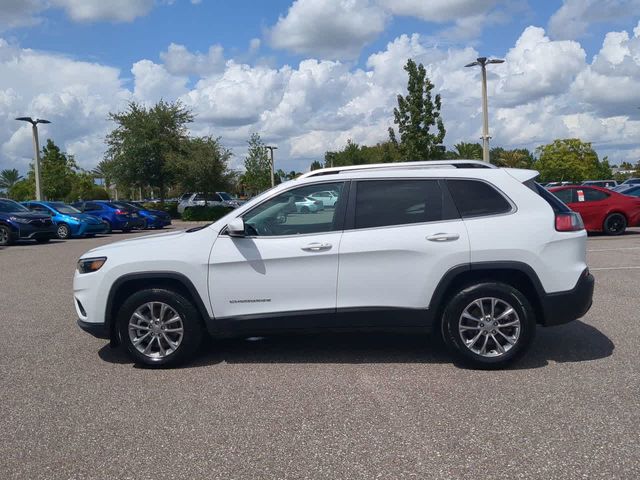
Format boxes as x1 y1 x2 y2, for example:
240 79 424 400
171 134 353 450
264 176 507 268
0 225 14 246
441 282 536 369
57 223 71 239
603 213 626 236
117 288 203 367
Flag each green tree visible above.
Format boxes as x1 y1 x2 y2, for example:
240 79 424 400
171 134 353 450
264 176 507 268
0 169 23 195
8 179 33 201
66 172 110 202
243 133 271 194
453 142 482 159
34 139 78 200
106 100 194 202
91 159 116 192
388 59 446 161
310 160 323 171
536 139 607 183
176 136 235 194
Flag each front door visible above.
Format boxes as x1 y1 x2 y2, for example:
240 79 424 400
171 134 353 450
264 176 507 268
209 181 348 322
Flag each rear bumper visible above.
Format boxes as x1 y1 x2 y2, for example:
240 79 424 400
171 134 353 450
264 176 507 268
540 269 594 326
77 319 109 339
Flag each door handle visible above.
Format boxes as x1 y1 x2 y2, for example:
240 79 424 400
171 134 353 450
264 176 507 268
427 233 460 242
301 242 332 252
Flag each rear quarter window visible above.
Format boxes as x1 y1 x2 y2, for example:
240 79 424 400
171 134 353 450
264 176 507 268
446 179 512 218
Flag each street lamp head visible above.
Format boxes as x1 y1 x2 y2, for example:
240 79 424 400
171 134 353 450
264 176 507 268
15 116 35 124
36 119 51 124
464 61 479 68
488 58 505 64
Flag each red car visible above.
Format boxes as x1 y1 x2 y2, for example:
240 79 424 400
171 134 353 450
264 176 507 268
549 185 640 235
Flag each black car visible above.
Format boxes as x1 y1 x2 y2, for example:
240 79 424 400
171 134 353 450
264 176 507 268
0 198 57 246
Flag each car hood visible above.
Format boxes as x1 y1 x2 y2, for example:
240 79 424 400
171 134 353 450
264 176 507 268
3 211 51 220
83 229 188 255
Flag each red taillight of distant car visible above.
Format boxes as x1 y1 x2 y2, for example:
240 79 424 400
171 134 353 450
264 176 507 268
114 209 127 216
555 212 584 232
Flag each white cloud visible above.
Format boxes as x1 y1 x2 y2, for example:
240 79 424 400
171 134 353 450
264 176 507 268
0 39 130 172
160 43 225 76
0 0 42 30
269 0 389 60
548 0 640 40
383 0 499 22
50 0 154 22
131 60 188 103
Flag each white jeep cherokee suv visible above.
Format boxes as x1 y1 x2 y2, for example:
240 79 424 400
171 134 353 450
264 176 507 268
74 160 594 368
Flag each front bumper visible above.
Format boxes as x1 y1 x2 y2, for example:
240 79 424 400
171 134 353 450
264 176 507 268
18 223 57 239
75 222 110 236
540 269 594 326
77 319 109 339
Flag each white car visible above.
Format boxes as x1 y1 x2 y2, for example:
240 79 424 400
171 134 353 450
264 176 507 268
75 160 594 368
308 190 339 207
294 196 322 213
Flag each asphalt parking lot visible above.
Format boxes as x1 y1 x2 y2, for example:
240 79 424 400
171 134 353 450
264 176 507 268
1 224 639 479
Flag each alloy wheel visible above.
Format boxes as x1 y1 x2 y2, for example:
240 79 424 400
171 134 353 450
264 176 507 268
458 297 521 357
128 302 184 360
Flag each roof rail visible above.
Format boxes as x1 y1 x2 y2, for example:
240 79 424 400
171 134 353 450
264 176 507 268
298 159 496 180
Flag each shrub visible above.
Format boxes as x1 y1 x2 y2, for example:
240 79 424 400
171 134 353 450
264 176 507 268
142 201 180 219
181 205 234 221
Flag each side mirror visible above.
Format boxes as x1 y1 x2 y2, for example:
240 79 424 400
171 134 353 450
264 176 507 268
227 218 245 237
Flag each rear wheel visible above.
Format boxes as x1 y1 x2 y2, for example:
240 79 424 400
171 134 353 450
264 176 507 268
300 206 310 213
56 223 71 239
441 282 535 369
122 227 132 233
117 288 203 367
603 213 626 236
102 220 112 234
0 225 14 246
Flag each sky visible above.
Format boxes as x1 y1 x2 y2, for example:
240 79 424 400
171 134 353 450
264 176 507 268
1 0 639 175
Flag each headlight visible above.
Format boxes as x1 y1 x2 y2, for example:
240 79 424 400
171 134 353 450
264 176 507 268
10 216 31 224
77 257 107 274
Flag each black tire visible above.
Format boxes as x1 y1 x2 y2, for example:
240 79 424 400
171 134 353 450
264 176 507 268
603 213 626 236
300 206 310 213
121 227 132 233
102 220 112 234
117 288 203 368
35 237 50 244
140 220 148 230
56 223 71 239
441 282 536 369
0 225 14 246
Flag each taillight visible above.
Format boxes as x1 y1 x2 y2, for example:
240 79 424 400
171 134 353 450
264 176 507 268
555 212 584 231
114 209 127 215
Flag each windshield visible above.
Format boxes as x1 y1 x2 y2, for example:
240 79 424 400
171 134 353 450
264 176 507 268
50 202 81 214
217 192 233 201
0 200 29 213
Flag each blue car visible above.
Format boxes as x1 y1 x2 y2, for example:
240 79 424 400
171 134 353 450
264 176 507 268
71 200 144 233
22 201 109 239
0 198 57 246
118 201 172 229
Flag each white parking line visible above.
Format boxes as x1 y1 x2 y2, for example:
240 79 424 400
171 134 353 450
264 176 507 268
588 247 640 252
590 266 640 271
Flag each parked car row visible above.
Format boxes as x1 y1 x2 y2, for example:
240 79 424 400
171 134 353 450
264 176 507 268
0 198 171 246
177 192 244 214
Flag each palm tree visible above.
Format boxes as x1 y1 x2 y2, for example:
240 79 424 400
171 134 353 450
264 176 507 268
91 160 114 190
0 169 23 193
453 142 482 159
494 149 534 169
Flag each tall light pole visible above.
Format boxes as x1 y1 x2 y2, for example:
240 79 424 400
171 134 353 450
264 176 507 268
465 57 504 163
265 145 278 187
15 117 51 200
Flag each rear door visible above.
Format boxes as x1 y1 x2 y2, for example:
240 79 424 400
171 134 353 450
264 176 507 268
336 179 469 319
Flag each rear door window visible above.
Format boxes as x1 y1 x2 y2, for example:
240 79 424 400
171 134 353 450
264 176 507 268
446 179 512 218
354 180 457 229
583 189 609 202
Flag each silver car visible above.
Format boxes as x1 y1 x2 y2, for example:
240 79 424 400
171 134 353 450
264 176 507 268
177 192 241 214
